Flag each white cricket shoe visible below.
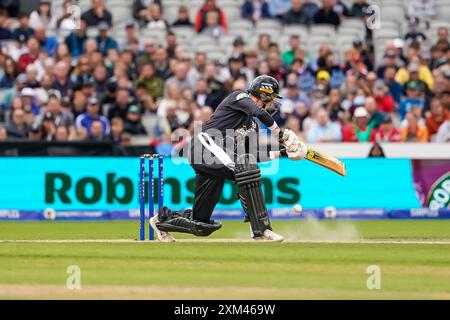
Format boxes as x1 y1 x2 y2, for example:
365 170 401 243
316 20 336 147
149 215 176 242
253 229 284 242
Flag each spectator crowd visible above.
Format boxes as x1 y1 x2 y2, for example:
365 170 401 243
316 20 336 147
0 0 449 155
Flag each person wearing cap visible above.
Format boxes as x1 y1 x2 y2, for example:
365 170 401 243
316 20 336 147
81 0 112 27
317 70 330 84
398 81 425 120
225 55 246 81
242 0 270 23
172 5 193 27
75 96 110 137
95 22 118 55
21 87 40 115
230 37 246 59
369 113 401 143
351 106 374 142
124 105 147 135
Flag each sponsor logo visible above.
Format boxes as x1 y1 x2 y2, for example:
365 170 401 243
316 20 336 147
45 174 300 206
426 172 450 210
0 210 20 219
410 208 439 218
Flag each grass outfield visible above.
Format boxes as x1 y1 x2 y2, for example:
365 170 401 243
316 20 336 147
0 220 450 299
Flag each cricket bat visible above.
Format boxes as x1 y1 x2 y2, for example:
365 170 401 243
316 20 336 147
305 147 346 176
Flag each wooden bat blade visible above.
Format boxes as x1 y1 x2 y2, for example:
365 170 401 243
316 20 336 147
305 147 346 176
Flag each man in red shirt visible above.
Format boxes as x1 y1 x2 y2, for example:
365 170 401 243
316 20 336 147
17 37 40 73
373 80 394 112
195 0 227 33
370 114 401 142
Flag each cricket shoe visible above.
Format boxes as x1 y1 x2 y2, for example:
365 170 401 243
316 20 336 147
253 229 284 242
150 215 175 242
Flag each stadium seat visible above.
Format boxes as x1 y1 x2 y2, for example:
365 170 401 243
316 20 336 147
429 20 450 30
219 34 238 48
373 29 400 39
255 19 282 31
339 27 366 40
283 25 309 40
379 0 403 6
437 6 450 20
111 8 133 24
207 51 227 63
340 18 366 30
255 27 281 40
192 35 218 47
227 28 252 39
171 26 196 41
222 6 242 22
86 27 99 38
229 19 254 31
163 5 180 25
381 6 406 22
310 25 336 38
140 29 167 43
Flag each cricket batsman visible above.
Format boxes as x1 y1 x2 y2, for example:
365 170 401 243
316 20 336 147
150 75 307 242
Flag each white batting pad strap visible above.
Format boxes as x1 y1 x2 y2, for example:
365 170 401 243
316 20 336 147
197 132 235 170
269 151 277 160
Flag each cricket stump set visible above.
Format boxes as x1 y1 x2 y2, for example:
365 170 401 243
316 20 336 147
139 154 164 241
